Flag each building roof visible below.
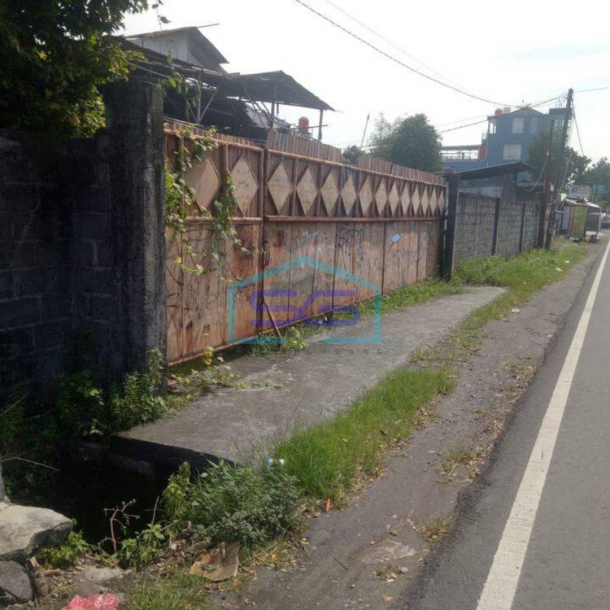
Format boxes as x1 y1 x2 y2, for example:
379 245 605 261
215 71 334 111
126 26 228 65
488 106 544 120
122 39 334 112
446 162 534 180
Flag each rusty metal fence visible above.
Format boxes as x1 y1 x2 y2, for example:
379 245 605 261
164 122 446 364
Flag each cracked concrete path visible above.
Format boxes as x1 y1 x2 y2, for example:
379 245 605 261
118 287 503 464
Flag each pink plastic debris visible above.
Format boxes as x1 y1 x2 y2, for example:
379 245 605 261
64 594 119 610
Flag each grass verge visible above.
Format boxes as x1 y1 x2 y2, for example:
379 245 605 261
275 368 453 501
276 241 588 503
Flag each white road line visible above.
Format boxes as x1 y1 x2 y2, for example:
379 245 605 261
476 240 610 610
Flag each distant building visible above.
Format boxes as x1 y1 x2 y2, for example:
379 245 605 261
122 27 334 142
442 106 569 173
126 26 229 72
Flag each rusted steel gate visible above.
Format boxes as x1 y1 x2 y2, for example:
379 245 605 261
165 122 446 365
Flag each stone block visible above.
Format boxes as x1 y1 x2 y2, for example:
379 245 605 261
0 561 33 605
0 505 72 563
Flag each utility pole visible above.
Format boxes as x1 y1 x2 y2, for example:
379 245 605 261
554 88 574 194
540 121 554 249
545 89 574 249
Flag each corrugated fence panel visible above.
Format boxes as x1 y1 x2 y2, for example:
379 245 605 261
164 123 446 363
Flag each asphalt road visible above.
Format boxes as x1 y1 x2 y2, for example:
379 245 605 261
401 240 610 610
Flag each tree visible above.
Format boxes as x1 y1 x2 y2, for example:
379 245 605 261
0 0 148 136
342 145 362 166
582 158 610 209
527 130 590 190
368 114 442 172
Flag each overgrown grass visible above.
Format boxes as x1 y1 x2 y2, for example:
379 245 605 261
275 368 453 501
162 462 304 553
126 572 209 610
358 278 462 317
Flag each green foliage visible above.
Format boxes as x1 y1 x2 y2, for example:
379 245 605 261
162 462 304 550
369 113 442 172
108 349 168 430
276 368 452 501
583 157 610 208
342 144 363 166
51 349 168 435
357 278 462 317
0 0 148 136
165 130 256 280
527 130 590 190
55 370 105 436
455 243 586 301
120 522 166 568
38 530 93 569
127 572 209 610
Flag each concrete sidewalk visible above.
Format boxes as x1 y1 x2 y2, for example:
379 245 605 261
117 287 503 465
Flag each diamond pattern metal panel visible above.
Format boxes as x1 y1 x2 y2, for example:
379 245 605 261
375 181 388 214
231 156 259 216
185 158 221 213
420 187 430 216
341 175 358 214
411 186 421 215
437 190 446 214
297 168 318 214
429 189 438 216
389 183 400 214
359 178 373 214
320 173 339 215
268 162 292 213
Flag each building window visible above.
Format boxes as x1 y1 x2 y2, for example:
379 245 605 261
531 118 539 134
503 144 522 161
512 118 524 134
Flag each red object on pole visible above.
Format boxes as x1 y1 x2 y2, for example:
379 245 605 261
298 116 309 134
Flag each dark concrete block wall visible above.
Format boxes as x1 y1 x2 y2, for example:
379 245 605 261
0 80 166 401
453 193 540 267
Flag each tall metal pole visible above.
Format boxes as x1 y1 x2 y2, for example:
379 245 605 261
318 109 324 141
554 88 574 195
540 122 554 248
546 89 573 249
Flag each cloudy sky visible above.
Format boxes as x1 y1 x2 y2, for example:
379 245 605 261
122 0 610 162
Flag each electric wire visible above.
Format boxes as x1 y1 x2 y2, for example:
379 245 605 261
572 104 586 157
290 0 514 107
319 0 464 89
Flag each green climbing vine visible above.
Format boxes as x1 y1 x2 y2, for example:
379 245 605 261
165 129 253 278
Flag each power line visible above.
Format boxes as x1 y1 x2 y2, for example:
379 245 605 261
438 94 564 134
575 85 610 93
319 0 464 89
572 104 586 157
290 0 514 107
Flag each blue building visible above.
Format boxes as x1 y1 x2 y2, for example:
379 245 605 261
441 106 569 173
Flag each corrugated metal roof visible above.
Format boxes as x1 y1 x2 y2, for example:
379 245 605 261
126 26 228 65
217 71 334 111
